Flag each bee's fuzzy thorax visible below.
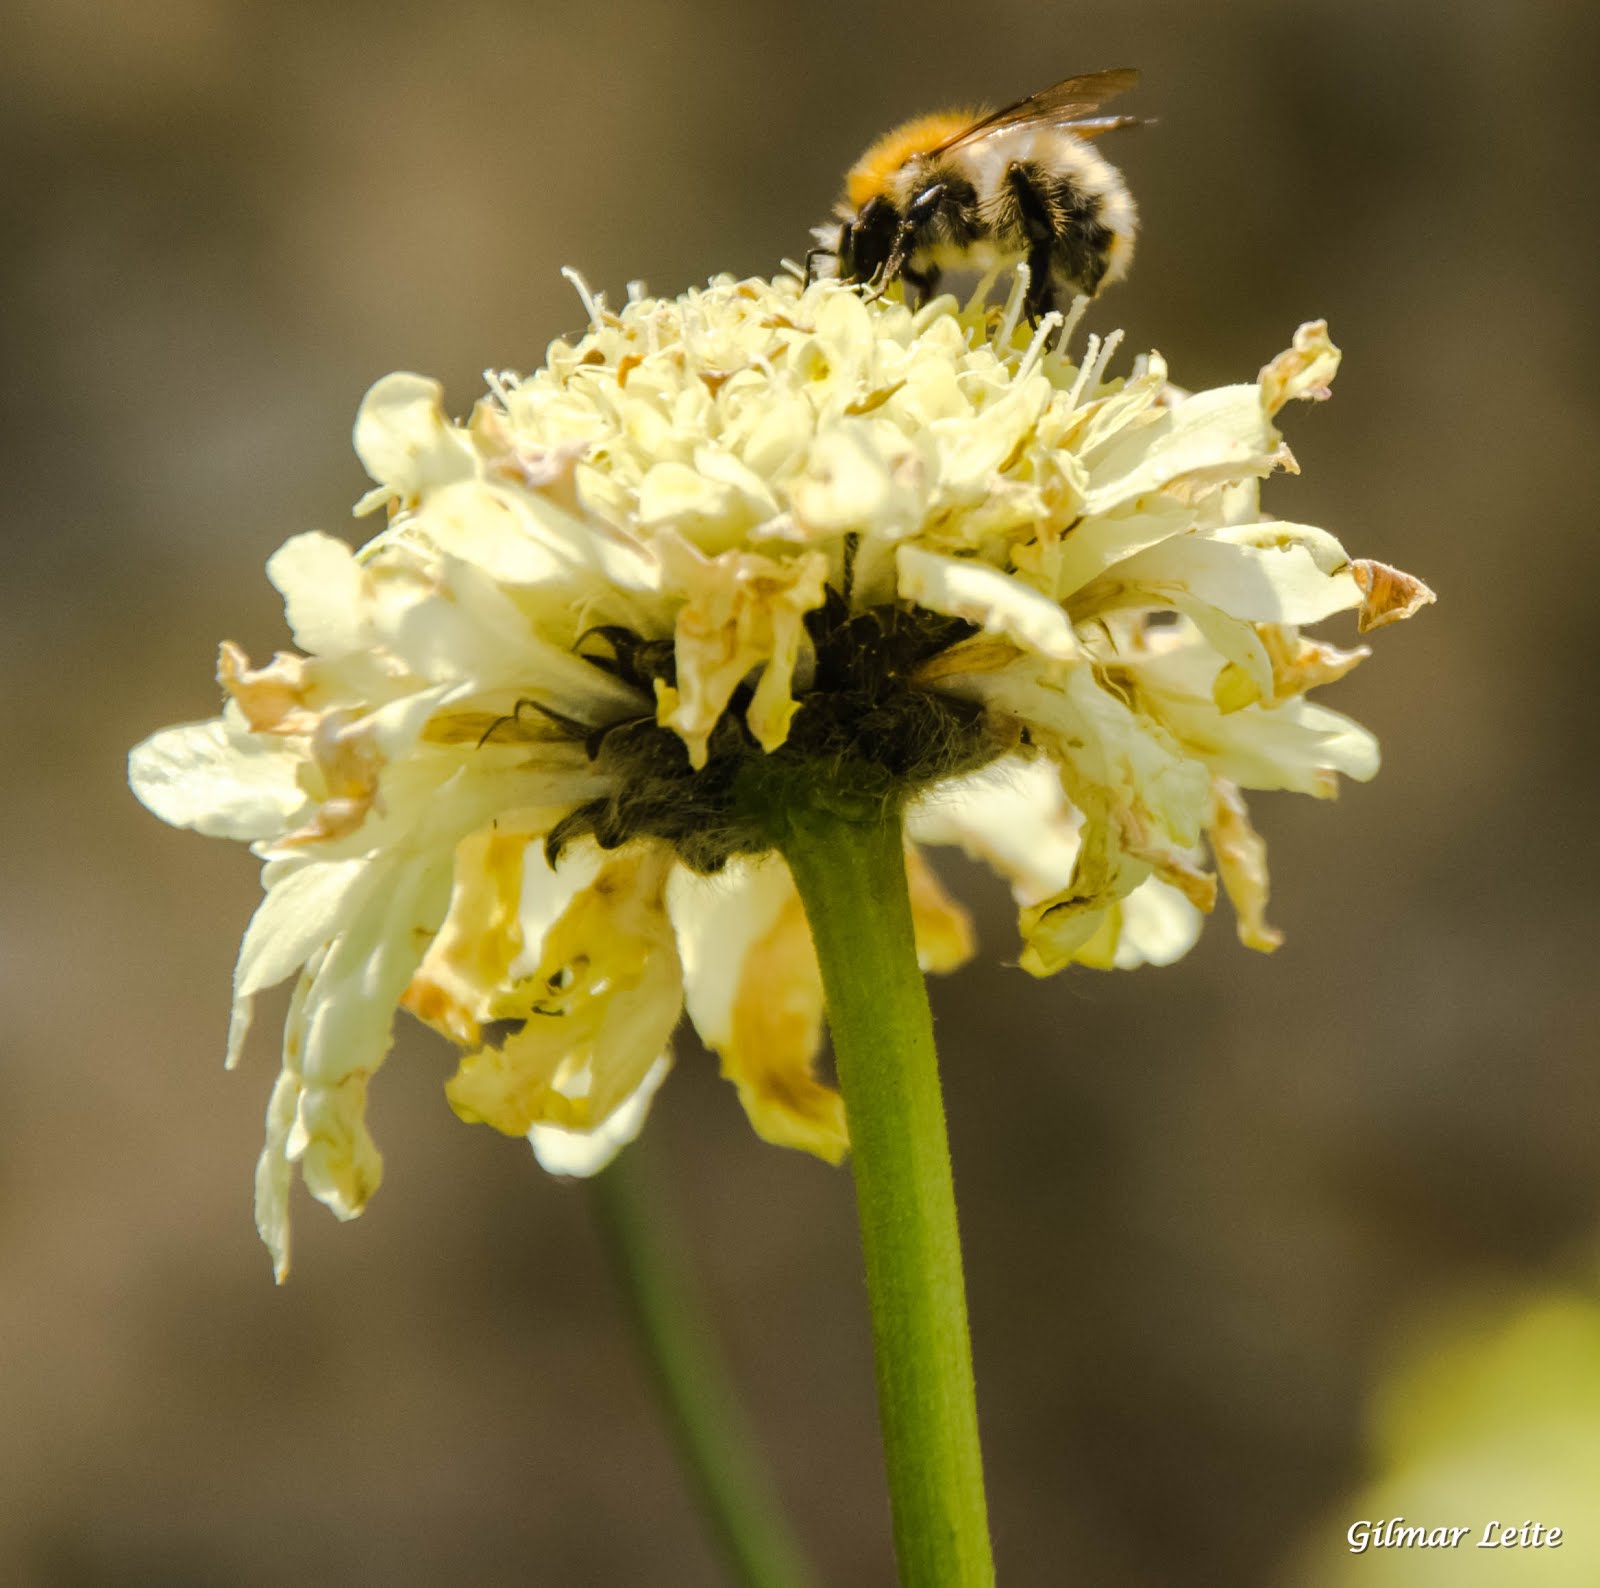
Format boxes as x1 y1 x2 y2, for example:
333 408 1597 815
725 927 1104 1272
844 109 987 208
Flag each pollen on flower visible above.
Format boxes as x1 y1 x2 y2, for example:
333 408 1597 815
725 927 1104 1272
127 265 1431 1276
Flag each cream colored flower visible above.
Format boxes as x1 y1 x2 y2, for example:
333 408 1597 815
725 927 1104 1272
129 269 1430 1276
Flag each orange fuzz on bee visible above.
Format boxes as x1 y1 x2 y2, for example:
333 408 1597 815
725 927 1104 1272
809 68 1145 324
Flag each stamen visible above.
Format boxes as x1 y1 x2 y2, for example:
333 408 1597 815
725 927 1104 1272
1054 295 1091 361
994 265 1030 354
561 267 603 328
1065 333 1101 412
1016 311 1065 382
1087 328 1126 392
963 263 1004 318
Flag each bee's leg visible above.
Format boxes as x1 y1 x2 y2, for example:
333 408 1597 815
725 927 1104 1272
803 246 836 286
1023 248 1059 323
900 264 942 310
869 184 945 303
867 219 917 302
1004 163 1061 323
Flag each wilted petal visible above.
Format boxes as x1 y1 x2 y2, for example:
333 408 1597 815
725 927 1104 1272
290 853 455 1219
227 857 366 1068
447 851 683 1137
1258 320 1341 416
1208 779 1283 953
1214 624 1369 711
1149 681 1380 798
671 857 847 1163
1351 559 1438 633
254 955 318 1283
653 538 829 766
403 828 531 1046
1018 810 1143 976
1095 525 1363 628
528 1053 673 1177
905 846 975 973
217 642 319 735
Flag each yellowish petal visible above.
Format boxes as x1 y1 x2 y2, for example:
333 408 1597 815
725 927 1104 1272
1208 778 1283 953
905 845 975 973
1214 623 1370 710
286 1071 383 1224
725 888 847 1163
1018 809 1143 976
652 537 829 767
1258 320 1341 417
352 370 479 513
528 1053 673 1178
403 828 530 1046
447 849 683 1136
671 857 846 1163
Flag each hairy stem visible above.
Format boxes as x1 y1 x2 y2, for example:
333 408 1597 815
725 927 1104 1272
778 805 995 1588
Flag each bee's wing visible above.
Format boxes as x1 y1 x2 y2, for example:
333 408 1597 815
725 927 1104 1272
931 68 1143 154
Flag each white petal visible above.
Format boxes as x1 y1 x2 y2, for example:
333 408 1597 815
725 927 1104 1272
267 532 369 656
227 857 367 1067
1114 879 1204 968
897 545 1081 660
528 1053 673 1177
352 372 478 503
1051 496 1194 601
1105 528 1362 626
253 956 318 1282
289 853 455 1219
128 719 307 841
910 758 1080 906
669 856 793 1053
792 425 925 539
1154 686 1380 795
1081 384 1278 515
401 478 571 586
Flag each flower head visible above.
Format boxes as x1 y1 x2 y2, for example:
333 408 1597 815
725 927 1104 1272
130 270 1431 1277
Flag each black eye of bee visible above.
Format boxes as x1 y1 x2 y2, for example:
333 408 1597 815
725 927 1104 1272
501 593 1014 875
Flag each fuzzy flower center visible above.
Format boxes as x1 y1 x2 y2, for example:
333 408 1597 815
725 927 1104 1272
520 586 1011 873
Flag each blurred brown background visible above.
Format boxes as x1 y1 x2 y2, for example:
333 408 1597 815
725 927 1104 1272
4 1 1598 1583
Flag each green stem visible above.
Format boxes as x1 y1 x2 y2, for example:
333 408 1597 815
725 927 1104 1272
593 1141 818 1588
778 807 995 1588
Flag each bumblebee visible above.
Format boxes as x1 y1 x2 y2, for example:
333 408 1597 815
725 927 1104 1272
808 68 1144 321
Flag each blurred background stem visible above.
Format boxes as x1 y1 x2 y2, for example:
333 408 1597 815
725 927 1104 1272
592 1142 818 1588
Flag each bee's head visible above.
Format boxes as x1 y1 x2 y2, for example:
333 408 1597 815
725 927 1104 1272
840 196 900 286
